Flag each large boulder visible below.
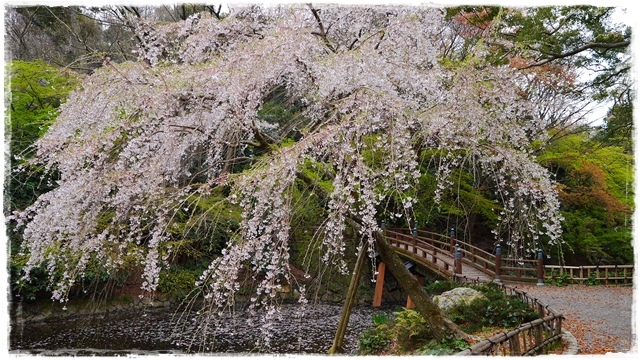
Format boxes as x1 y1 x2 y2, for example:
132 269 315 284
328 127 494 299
432 287 485 312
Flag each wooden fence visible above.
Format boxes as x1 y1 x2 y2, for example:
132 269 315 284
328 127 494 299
545 264 634 285
455 284 565 356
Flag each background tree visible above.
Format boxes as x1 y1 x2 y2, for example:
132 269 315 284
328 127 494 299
442 6 632 142
539 133 633 265
5 60 81 300
6 6 124 72
5 4 226 72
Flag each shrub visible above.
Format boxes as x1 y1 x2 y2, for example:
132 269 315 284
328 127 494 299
585 271 600 286
423 280 460 295
359 308 433 354
359 327 392 355
448 283 539 333
158 266 200 301
372 311 392 326
546 270 572 286
417 336 468 355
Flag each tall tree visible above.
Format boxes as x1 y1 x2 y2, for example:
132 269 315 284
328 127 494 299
538 133 633 265
11 5 563 347
6 6 115 71
442 6 632 141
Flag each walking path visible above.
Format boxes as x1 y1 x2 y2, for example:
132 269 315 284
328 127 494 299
512 284 636 355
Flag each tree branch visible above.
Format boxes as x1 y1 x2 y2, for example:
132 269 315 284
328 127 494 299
308 5 337 53
520 40 630 69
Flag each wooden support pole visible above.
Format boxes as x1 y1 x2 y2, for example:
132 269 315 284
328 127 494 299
329 241 369 354
372 262 386 307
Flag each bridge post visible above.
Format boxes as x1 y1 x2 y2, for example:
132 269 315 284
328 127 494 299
537 249 544 286
494 244 502 282
455 243 462 275
449 228 455 254
412 222 418 255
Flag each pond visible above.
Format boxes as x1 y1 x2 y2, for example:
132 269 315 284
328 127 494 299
10 301 398 355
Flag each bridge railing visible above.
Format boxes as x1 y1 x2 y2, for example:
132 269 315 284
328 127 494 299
384 229 457 278
453 239 497 278
384 227 634 285
456 283 564 356
386 228 499 279
500 258 539 283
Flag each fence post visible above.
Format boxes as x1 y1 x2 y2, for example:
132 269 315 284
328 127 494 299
495 244 502 282
455 243 462 275
537 249 544 286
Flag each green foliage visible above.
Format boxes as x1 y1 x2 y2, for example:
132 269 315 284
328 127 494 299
8 60 80 155
585 271 600 286
417 336 468 355
423 280 461 295
394 308 432 344
538 133 633 265
372 311 392 326
546 270 572 286
359 308 433 355
448 283 538 333
7 60 80 210
359 327 392 355
158 265 200 301
167 187 242 263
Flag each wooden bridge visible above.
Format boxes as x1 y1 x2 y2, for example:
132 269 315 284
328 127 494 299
369 227 633 355
373 227 634 307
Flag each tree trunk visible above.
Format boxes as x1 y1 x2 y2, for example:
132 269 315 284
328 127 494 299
374 232 472 342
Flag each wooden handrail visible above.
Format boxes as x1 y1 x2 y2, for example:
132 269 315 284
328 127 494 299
545 264 634 285
385 227 634 285
455 283 564 356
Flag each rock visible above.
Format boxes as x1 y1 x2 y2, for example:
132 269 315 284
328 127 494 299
432 287 485 312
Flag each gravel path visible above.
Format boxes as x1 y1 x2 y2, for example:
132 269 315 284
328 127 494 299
513 284 636 355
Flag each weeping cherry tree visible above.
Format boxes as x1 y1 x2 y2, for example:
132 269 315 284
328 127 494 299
11 4 563 349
